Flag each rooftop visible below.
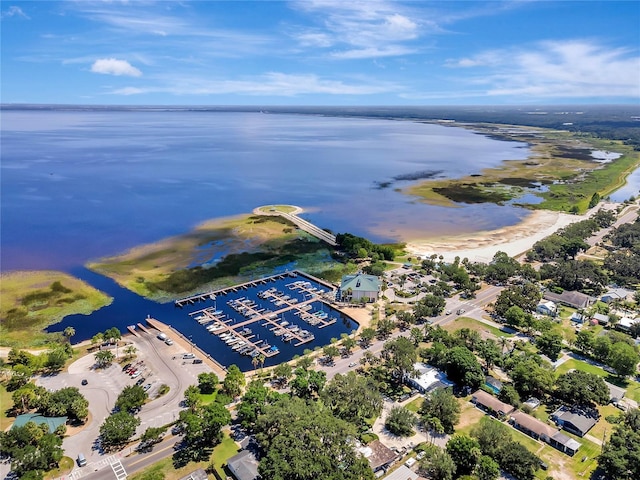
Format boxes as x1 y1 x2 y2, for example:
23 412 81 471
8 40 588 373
383 465 421 480
408 363 454 392
543 290 593 309
511 411 558 438
472 390 515 415
227 450 260 480
340 273 381 292
358 440 398 471
551 406 598 435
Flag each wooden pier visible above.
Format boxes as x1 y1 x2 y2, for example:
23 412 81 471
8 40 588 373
175 291 217 308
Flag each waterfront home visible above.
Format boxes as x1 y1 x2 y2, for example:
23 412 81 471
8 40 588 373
543 290 593 310
551 406 598 437
536 301 557 317
510 411 581 456
405 363 454 394
471 390 515 419
339 273 381 302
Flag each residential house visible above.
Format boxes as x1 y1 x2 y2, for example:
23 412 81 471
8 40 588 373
523 397 541 410
604 381 626 403
340 273 381 302
591 313 610 325
358 440 398 474
510 411 581 456
601 288 633 304
382 465 422 480
616 316 640 333
178 469 208 480
536 301 557 317
543 290 593 310
570 312 584 324
471 390 515 419
406 363 454 394
227 450 260 480
551 406 598 437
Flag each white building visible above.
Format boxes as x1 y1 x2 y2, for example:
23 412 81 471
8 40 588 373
405 363 454 393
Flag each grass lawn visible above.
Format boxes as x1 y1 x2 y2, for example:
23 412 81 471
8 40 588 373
129 432 239 480
44 456 75 480
405 397 423 413
443 316 514 338
0 383 14 431
590 405 619 443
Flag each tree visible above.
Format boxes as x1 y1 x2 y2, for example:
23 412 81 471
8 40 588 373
420 388 460 434
124 345 137 359
183 385 201 411
476 455 500 480
498 384 521 407
272 363 293 387
414 294 446 319
63 326 75 344
359 327 376 348
555 370 609 406
418 447 456 480
494 284 541 317
598 408 640 480
99 412 140 450
323 345 340 363
37 387 89 422
290 367 326 399
320 372 382 427
410 327 424 346
535 331 563 361
104 327 121 344
222 364 246 397
0 422 63 478
471 416 511 458
504 305 527 328
115 385 147 413
575 329 595 355
342 337 356 355
446 434 481 476
376 318 395 339
94 349 115 368
197 372 219 394
443 346 484 390
139 426 165 449
507 355 555 398
255 396 374 480
385 406 416 437
477 339 501 372
237 381 280 431
381 337 416 383
608 342 640 378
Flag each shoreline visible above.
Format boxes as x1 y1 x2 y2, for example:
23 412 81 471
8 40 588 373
405 207 593 263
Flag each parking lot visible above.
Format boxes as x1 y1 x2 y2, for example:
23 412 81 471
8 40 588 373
35 329 213 475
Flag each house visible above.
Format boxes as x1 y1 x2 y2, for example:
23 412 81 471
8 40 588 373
616 316 640 333
570 312 584 324
405 363 454 393
604 380 626 403
382 465 421 480
543 290 593 310
471 390 515 419
178 469 208 480
591 313 610 325
510 411 581 456
227 450 260 480
536 301 557 316
358 440 398 474
340 273 381 302
601 288 633 304
551 406 598 437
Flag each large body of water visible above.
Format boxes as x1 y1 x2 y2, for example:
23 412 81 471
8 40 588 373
0 108 556 365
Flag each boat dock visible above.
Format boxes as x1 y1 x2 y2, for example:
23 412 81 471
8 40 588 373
175 291 217 308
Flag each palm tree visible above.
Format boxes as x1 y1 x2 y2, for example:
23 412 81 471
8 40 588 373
498 336 510 354
257 353 266 371
63 326 75 344
251 355 260 371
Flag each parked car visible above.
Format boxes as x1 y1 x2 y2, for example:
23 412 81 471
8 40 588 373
136 377 145 386
457 308 465 315
348 362 357 367
131 371 143 379
143 384 152 391
192 359 203 364
183 353 195 359
122 363 131 372
81 379 88 386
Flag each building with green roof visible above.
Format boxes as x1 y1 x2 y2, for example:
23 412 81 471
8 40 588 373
339 273 381 302
11 413 67 433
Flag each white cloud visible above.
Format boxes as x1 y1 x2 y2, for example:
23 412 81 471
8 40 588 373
107 72 399 97
1 5 29 19
446 40 640 98
91 58 142 77
291 0 422 59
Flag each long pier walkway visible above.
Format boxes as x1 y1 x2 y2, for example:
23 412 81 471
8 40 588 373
253 205 337 246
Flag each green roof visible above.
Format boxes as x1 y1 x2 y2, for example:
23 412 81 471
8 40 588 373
340 273 381 292
12 413 67 433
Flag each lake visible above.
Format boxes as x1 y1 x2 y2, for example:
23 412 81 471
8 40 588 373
2 108 534 359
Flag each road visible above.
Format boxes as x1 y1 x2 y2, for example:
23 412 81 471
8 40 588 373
586 203 638 247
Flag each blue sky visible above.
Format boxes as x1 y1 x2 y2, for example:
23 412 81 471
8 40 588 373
1 1 639 105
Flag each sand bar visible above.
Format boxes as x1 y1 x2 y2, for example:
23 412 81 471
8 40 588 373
406 209 587 263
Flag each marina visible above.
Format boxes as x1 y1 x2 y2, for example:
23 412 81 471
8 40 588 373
183 271 343 361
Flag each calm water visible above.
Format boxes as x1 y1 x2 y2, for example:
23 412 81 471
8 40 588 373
2 109 534 360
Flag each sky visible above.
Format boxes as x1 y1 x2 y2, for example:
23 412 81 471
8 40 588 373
1 0 639 105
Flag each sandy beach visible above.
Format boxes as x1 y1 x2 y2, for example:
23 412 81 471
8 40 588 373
406 209 587 263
